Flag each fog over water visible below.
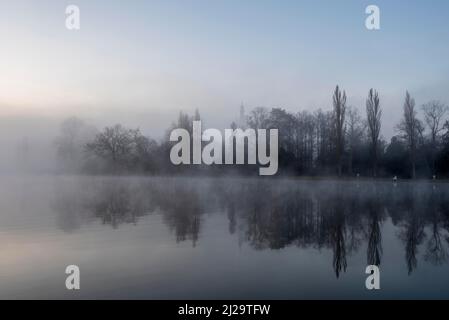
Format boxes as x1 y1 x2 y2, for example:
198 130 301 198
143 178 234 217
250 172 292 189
0 176 448 299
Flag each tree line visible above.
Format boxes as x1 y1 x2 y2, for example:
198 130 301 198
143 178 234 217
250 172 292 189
55 86 449 179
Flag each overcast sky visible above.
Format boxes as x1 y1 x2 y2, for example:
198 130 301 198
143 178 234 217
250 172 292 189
0 0 448 139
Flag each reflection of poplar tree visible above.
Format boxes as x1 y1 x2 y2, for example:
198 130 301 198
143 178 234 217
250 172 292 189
367 209 382 266
333 85 347 177
366 89 382 177
330 195 347 278
400 187 425 274
424 188 447 265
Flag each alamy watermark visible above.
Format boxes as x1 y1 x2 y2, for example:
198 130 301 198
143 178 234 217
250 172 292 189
169 121 279 176
365 265 380 290
65 5 80 30
365 5 380 30
63 4 379 32
65 265 80 290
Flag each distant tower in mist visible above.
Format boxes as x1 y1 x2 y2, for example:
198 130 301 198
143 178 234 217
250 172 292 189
238 103 246 129
194 108 201 121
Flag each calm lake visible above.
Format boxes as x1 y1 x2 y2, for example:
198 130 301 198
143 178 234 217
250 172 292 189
0 176 448 299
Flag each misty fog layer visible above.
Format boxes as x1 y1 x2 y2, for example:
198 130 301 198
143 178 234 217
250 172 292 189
4 90 449 179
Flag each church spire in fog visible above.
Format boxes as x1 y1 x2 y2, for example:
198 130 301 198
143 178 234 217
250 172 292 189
239 102 246 129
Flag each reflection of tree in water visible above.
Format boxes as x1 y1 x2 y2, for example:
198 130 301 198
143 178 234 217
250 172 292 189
366 211 382 266
155 184 203 247
53 178 155 230
54 177 205 245
93 183 132 228
53 177 449 276
398 185 425 274
90 180 156 228
328 196 347 278
239 181 318 250
366 185 383 266
424 186 448 265
228 181 449 277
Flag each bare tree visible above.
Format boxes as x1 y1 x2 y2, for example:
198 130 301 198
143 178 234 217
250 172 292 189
346 107 364 175
247 106 270 130
333 85 347 177
295 111 316 172
315 109 334 171
86 124 140 168
268 108 297 155
366 89 382 177
397 91 424 179
422 100 448 176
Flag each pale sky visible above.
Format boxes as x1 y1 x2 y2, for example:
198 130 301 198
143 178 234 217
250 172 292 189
0 0 448 138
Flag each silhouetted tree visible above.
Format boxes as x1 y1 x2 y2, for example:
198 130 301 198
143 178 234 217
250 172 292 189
346 107 364 175
247 107 269 130
85 124 147 171
397 92 424 179
315 109 335 173
383 136 408 177
295 111 316 173
422 101 448 177
366 89 382 177
332 86 347 177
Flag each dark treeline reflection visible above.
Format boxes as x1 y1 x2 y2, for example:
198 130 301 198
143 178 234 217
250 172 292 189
53 178 449 277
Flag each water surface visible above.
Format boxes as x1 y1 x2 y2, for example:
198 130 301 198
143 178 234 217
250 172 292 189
0 176 448 299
